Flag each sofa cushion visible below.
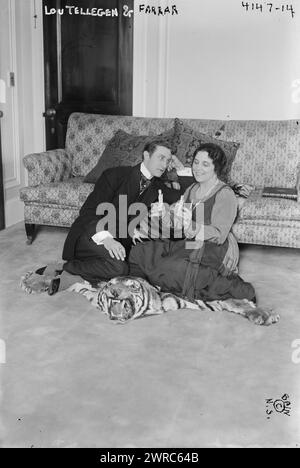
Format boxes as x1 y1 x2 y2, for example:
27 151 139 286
173 118 240 182
223 120 300 187
67 114 173 177
20 178 94 208
24 204 80 228
66 113 220 177
232 221 300 248
84 128 175 184
238 189 300 222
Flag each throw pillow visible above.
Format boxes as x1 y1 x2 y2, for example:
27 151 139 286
173 118 240 183
84 128 175 184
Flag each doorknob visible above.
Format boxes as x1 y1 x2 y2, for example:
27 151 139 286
43 108 56 118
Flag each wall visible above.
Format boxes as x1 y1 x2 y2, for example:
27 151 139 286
133 0 300 119
0 0 45 227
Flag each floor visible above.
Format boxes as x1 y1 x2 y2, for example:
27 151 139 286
0 222 299 448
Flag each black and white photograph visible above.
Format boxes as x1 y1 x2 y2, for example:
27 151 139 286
0 0 299 450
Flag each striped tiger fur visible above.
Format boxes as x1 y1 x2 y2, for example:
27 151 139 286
68 276 208 324
20 270 279 326
68 276 280 326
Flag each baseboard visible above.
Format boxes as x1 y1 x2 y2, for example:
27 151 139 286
5 197 24 227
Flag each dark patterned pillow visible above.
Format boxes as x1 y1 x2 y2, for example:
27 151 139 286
84 128 175 183
173 118 240 182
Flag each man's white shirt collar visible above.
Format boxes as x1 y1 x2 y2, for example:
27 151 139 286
140 162 153 180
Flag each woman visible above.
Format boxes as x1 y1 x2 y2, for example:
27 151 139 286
129 143 256 302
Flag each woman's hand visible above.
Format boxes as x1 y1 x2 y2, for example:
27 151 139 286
173 206 192 231
132 228 149 245
220 232 239 276
102 238 126 261
185 221 204 240
182 207 193 231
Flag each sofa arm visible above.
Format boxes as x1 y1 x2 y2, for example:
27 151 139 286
23 149 73 186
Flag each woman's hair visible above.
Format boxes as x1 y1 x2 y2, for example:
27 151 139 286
143 139 173 157
192 143 227 178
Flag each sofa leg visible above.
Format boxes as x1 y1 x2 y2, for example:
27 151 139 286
25 223 35 245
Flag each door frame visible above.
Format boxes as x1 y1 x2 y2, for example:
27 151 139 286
30 0 46 156
0 0 45 228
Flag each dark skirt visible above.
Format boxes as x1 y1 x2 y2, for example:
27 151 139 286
129 238 255 302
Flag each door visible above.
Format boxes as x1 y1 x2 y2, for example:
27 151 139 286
43 0 133 149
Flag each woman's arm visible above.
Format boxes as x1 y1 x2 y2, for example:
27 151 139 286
204 187 238 244
187 186 237 244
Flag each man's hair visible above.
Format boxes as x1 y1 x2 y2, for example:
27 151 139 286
192 143 227 178
143 138 173 157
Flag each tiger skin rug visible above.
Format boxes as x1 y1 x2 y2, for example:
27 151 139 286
67 276 280 326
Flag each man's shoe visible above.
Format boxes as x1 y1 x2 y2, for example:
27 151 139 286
48 277 61 296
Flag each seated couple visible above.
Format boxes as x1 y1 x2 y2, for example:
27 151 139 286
37 139 255 304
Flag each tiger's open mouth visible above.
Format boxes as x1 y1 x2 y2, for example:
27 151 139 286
107 296 136 322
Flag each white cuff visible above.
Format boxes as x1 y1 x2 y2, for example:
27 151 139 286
92 231 113 245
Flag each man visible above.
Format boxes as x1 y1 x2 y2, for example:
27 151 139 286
45 139 182 294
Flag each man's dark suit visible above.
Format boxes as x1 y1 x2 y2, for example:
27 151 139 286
62 164 182 283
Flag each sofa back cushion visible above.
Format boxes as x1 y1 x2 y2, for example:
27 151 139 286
84 128 175 183
66 113 220 177
66 113 300 189
178 119 300 188
223 120 300 188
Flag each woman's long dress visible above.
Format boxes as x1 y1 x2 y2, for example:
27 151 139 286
129 182 255 302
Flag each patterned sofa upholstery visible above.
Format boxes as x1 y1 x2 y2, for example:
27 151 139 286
20 113 300 248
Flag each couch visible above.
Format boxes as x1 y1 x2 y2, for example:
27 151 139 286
20 113 300 248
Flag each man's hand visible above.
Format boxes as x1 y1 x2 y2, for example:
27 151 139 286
102 238 126 261
168 154 185 172
151 202 167 217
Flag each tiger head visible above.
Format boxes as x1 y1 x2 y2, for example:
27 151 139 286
97 276 161 324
